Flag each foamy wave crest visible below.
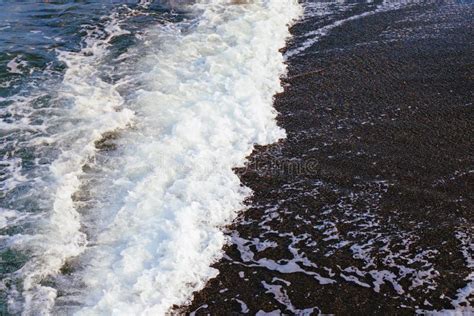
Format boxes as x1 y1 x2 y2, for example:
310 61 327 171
52 0 302 314
3 0 301 314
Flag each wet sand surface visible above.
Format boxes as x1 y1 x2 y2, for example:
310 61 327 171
184 1 473 314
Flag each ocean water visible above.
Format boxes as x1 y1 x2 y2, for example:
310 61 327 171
0 0 301 314
4 0 472 314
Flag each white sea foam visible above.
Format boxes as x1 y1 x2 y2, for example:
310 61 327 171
451 229 473 309
3 10 135 315
56 1 302 314
6 56 28 74
3 0 302 314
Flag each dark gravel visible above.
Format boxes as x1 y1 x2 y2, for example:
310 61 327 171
182 1 474 314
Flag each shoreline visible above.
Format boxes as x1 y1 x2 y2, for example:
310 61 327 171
185 1 473 313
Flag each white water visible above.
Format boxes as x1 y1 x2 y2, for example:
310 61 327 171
4 10 136 314
2 0 302 314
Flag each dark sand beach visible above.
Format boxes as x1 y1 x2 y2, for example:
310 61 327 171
185 0 473 314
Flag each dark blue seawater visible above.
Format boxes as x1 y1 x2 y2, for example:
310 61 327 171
0 0 181 97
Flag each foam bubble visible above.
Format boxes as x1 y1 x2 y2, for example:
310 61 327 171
6 56 28 74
